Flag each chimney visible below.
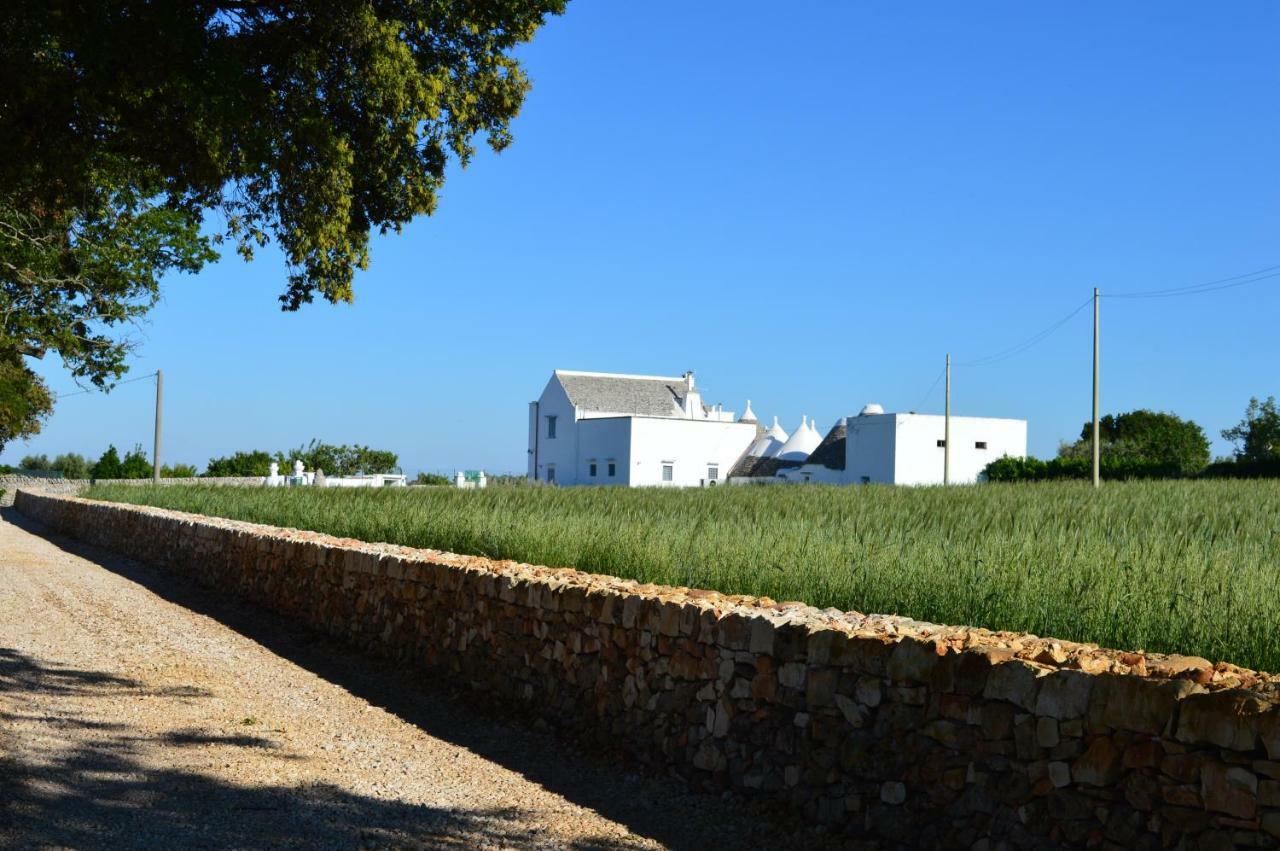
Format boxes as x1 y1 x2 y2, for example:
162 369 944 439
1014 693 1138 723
683 370 695 392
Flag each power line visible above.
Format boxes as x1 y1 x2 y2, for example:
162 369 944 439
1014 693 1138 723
55 371 158 400
912 366 946 412
957 296 1094 368
1108 264 1280 299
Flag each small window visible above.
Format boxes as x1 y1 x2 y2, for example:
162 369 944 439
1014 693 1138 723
707 465 718 482
662 464 673 482
607 461 616 477
975 441 988 450
860 476 871 484
546 464 556 483
546 415 557 439
589 462 597 477
936 439 946 447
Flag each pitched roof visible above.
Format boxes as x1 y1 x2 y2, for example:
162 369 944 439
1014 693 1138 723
805 419 847 470
555 371 686 417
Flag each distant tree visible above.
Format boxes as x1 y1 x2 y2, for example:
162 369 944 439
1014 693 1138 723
1222 396 1280 462
204 450 274 477
282 440 398 477
51 452 89 479
119 445 151 479
161 463 197 478
91 445 123 480
415 472 452 486
1058 409 1209 475
19 453 50 471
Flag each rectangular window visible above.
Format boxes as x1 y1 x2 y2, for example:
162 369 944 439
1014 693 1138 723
607 461 616 477
975 441 988 450
662 464 673 482
936 439 946 447
546 415 557 439
860 476 871 484
707 465 719 481
589 462 597 477
546 464 556 483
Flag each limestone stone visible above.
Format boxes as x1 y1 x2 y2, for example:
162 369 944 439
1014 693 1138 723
1073 736 1123 786
880 781 906 805
1201 762 1257 820
1090 675 1202 736
1048 761 1072 788
983 659 1048 712
854 675 882 708
1037 717 1060 748
778 662 805 690
1176 690 1269 752
886 637 939 684
1035 670 1093 720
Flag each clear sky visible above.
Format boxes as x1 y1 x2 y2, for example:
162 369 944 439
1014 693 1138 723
9 2 1279 475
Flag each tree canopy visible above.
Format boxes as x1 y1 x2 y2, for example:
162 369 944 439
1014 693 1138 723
1058 409 1209 476
0 1 565 449
1222 396 1280 462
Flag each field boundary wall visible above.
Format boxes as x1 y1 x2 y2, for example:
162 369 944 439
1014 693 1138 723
0 476 260 506
14 490 1280 847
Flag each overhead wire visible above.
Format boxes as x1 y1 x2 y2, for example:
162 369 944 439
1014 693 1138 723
1108 265 1280 299
55 371 158 400
957 296 1094 368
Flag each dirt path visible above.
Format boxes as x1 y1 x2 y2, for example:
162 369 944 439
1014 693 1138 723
0 510 818 850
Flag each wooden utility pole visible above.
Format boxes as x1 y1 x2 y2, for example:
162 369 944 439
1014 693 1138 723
944 353 951 486
153 369 164 482
1092 289 1100 489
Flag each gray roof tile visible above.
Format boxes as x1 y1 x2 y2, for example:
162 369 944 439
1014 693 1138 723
557 373 686 417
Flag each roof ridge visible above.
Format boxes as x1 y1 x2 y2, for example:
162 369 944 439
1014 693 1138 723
555 369 685 383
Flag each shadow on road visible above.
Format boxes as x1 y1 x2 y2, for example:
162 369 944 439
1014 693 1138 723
2 509 821 851
0 654 634 849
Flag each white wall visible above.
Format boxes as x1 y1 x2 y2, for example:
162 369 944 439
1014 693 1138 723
528 378 578 484
844 414 899 484
891 414 1027 485
627 418 756 487
576 418 633 486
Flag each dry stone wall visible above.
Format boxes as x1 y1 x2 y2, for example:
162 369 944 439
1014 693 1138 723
15 490 1280 849
0 476 260 506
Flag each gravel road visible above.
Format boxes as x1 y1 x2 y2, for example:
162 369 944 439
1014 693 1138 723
0 510 827 850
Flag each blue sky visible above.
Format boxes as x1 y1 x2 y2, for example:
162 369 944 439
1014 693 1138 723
9 2 1279 475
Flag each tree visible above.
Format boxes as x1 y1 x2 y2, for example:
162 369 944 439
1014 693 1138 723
51 452 90 479
161 463 197 478
119 445 152 479
91 445 123 480
204 450 275 477
0 352 53 451
1058 409 1210 475
415 472 452 486
1 2 566 430
19 453 51 471
281 440 399 476
1222 397 1280 462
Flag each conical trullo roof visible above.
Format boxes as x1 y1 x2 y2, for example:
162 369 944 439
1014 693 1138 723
738 399 758 424
776 415 822 461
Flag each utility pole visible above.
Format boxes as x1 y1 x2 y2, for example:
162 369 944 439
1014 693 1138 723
944 353 951 486
153 369 164 483
1092 289 1100 489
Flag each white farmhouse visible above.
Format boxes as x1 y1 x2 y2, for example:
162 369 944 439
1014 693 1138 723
527 370 757 487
